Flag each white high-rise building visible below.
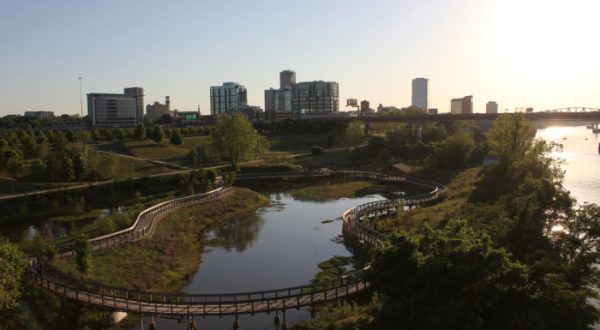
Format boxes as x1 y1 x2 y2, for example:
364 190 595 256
411 78 428 110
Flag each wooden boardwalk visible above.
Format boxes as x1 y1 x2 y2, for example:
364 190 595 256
29 169 444 317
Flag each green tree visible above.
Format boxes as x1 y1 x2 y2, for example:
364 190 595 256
151 126 164 144
113 129 125 142
430 134 475 169
0 236 25 312
170 129 183 145
367 220 531 330
210 112 268 170
187 148 199 167
135 124 147 141
345 120 366 148
74 235 93 275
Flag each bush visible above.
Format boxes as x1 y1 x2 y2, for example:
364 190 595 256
310 145 323 155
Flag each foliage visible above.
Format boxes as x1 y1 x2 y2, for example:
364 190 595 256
345 120 366 148
367 219 530 330
134 124 146 140
310 145 323 155
0 236 25 312
150 126 164 144
74 235 93 275
429 134 476 170
170 129 183 145
210 112 268 170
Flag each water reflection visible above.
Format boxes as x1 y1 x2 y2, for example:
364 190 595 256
206 213 265 252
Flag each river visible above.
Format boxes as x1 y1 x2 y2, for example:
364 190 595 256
535 125 600 204
143 187 388 330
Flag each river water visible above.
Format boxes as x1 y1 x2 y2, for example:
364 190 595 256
143 188 387 330
535 125 600 204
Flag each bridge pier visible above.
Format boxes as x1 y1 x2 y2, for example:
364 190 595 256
233 316 241 330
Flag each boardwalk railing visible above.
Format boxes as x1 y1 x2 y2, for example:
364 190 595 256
29 169 444 316
56 187 233 258
28 254 369 316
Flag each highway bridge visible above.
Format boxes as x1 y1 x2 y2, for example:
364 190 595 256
293 108 600 124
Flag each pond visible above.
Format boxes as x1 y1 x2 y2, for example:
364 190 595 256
142 184 393 330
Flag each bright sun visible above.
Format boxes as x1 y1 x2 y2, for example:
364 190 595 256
488 0 600 91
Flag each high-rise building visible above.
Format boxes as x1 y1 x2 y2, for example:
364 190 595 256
265 88 293 119
462 96 473 114
292 81 339 114
411 78 428 110
451 98 463 114
124 87 144 124
450 96 473 114
210 82 248 116
146 96 171 122
87 87 144 127
486 101 498 114
265 71 339 118
280 70 296 90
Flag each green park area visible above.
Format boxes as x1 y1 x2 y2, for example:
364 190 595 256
2 113 600 330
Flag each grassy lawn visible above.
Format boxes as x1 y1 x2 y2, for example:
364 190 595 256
369 167 481 234
52 187 269 291
104 153 171 180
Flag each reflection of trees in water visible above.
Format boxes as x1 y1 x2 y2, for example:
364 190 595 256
212 213 265 252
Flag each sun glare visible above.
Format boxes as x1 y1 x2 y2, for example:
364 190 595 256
488 0 600 91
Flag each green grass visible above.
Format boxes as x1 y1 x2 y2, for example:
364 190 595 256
107 153 171 179
292 181 377 200
52 188 269 291
369 167 481 233
290 180 428 201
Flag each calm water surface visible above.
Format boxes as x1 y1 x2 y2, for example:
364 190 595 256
536 126 600 204
142 189 386 330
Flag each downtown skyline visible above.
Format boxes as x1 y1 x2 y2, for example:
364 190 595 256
1 0 599 116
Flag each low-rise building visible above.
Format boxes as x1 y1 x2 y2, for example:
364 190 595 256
146 96 171 122
87 87 144 127
486 101 498 114
24 111 54 118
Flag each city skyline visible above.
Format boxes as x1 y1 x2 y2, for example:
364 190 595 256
1 0 599 116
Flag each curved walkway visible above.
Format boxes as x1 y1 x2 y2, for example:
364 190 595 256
28 169 444 317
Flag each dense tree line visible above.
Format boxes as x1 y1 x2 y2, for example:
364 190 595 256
361 113 600 329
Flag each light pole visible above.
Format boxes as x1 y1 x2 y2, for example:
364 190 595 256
78 77 83 118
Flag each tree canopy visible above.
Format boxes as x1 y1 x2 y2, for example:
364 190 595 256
0 237 25 312
210 112 268 170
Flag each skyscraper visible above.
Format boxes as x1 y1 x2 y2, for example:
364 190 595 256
210 82 248 116
411 78 428 110
280 70 296 90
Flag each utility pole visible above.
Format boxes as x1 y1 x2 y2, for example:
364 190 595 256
78 77 83 118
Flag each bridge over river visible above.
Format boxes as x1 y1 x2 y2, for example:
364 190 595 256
28 169 444 328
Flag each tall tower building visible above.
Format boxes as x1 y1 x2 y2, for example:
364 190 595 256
411 78 428 110
280 70 296 90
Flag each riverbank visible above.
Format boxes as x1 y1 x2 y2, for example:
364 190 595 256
52 187 269 291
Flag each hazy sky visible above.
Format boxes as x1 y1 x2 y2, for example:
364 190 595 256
1 0 599 116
